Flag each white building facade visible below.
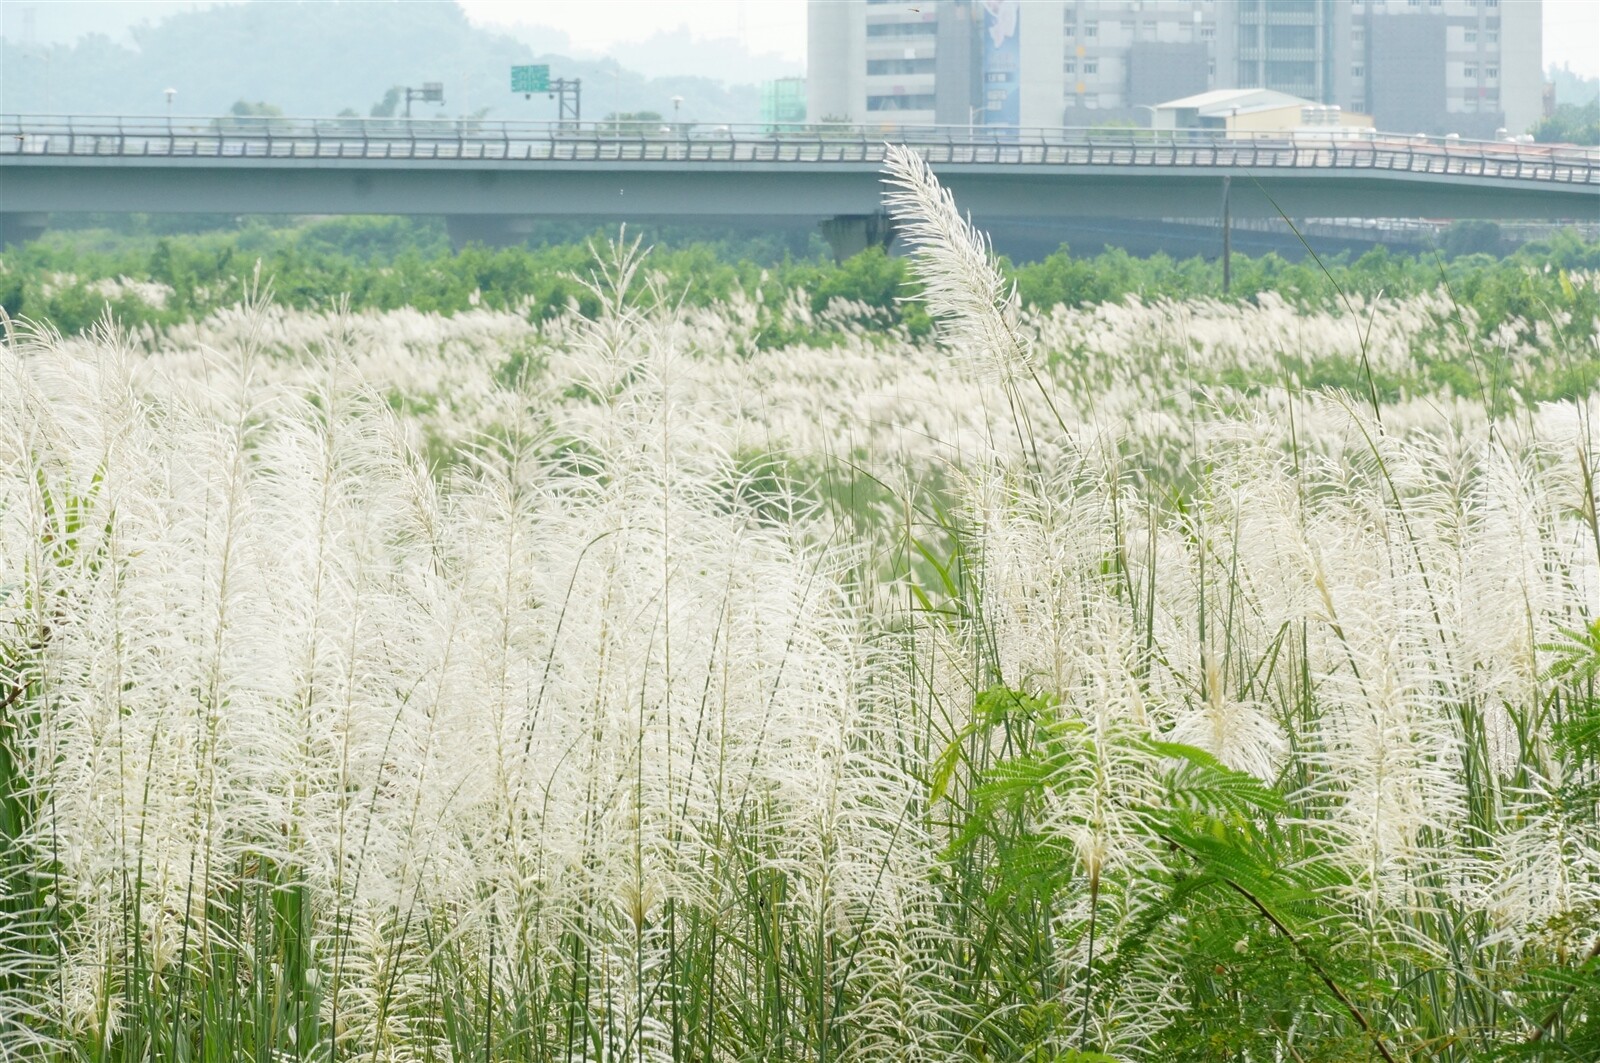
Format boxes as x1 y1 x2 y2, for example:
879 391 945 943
807 0 1543 136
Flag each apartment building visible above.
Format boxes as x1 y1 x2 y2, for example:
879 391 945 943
808 0 1216 127
807 0 982 127
1060 1 1220 118
1216 0 1541 137
807 0 1542 136
1214 0 1353 106
1354 0 1543 137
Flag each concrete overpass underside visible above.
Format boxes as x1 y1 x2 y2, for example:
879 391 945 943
1 155 1594 259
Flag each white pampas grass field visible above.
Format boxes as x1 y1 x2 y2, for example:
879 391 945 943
2 156 1598 1062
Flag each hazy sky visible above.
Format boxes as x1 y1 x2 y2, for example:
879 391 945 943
460 0 807 63
2 1 1594 78
460 0 1598 78
1539 0 1599 77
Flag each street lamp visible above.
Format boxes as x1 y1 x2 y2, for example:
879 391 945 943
164 87 176 118
671 95 683 119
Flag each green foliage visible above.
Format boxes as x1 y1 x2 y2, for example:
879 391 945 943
7 218 1595 358
0 271 24 321
230 100 283 116
369 85 404 118
1531 101 1600 146
1440 219 1505 258
599 110 666 133
213 99 288 134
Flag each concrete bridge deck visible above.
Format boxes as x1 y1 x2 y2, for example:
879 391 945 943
2 116 1595 252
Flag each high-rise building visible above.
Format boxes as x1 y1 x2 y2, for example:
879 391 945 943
808 0 987 127
1215 0 1542 137
1061 0 1217 119
1353 0 1543 138
808 1 1217 128
807 0 1543 136
1213 0 1352 105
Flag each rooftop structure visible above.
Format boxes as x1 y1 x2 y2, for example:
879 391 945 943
1151 88 1373 132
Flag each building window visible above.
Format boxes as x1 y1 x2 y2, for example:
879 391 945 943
1267 60 1316 87
865 21 937 38
1084 60 1099 75
1464 29 1477 43
1064 24 1075 38
1142 20 1157 35
1486 66 1498 79
1352 64 1365 78
1064 61 1076 74
866 58 937 76
1428 0 1442 7
1485 0 1497 6
1464 64 1478 77
1200 25 1215 40
866 93 936 111
1268 25 1316 49
1083 22 1098 38
1486 30 1498 43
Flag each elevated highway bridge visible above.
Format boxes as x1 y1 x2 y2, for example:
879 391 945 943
2 115 1595 256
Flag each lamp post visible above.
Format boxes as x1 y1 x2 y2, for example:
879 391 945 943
164 87 176 119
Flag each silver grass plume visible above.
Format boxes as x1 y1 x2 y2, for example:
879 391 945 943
881 144 1036 385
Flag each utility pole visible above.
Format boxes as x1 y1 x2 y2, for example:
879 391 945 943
1221 175 1232 295
550 79 581 122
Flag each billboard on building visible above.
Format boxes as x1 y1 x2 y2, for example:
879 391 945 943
982 0 1020 127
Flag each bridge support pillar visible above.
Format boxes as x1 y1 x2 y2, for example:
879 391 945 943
0 213 49 248
819 213 894 262
445 215 540 249
1220 177 1232 295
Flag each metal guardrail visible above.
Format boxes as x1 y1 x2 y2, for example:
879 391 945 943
3 115 1597 186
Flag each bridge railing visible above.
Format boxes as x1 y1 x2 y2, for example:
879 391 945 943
3 114 1597 185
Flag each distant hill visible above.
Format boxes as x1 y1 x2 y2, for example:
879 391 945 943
0 0 766 123
0 0 227 48
496 23 803 89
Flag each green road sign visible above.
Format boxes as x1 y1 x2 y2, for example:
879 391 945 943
512 65 550 94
